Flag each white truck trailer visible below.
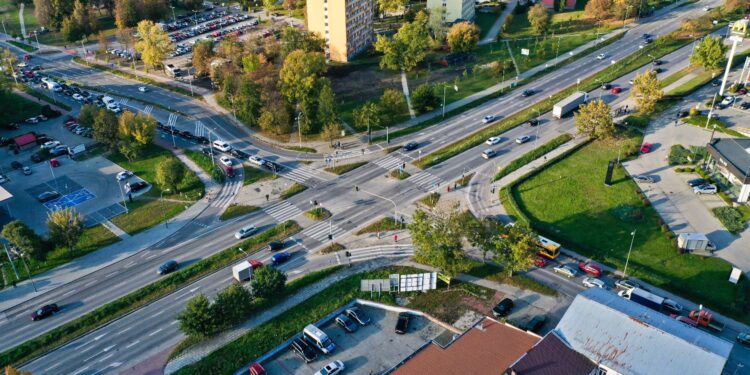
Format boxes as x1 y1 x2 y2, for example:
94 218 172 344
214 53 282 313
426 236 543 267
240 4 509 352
553 92 588 119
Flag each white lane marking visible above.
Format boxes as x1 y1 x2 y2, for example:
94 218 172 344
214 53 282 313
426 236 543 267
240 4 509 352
84 352 100 362
61 289 77 297
170 320 179 325
145 253 159 260
94 333 107 341
125 340 140 349
106 270 120 278
71 366 90 375
103 344 116 352
84 279 98 287
79 343 97 353
45 362 63 371
148 328 163 336
190 286 200 292
152 310 164 317
124 261 136 268
98 353 114 363
117 327 132 336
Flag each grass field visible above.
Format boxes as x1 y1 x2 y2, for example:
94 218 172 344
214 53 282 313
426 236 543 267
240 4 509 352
242 165 276 185
2 92 43 125
220 204 259 221
509 135 747 319
111 198 188 235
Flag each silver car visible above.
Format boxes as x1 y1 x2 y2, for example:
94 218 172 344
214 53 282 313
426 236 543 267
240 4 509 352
553 265 578 278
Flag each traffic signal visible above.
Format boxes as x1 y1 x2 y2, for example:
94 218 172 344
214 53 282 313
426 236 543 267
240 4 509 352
355 186 359 192
328 234 333 240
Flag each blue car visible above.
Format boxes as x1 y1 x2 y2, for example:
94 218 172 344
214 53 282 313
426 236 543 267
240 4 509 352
271 252 291 265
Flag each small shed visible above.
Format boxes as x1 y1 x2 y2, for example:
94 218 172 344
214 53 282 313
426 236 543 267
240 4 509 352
13 132 37 151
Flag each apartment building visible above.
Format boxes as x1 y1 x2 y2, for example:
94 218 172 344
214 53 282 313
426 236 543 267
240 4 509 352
306 0 374 62
426 0 475 23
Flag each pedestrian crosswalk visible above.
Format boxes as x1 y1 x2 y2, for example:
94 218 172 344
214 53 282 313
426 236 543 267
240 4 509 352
141 105 153 116
406 171 445 191
281 165 320 185
302 220 346 243
345 245 414 264
211 177 243 209
373 155 404 170
118 98 129 106
264 201 302 223
167 113 178 127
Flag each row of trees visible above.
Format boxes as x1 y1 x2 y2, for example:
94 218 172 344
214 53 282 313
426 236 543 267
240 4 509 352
409 209 539 278
2 208 84 263
78 104 156 161
178 266 286 338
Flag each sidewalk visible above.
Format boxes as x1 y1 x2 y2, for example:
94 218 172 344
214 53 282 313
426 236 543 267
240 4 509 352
478 0 518 46
12 88 71 114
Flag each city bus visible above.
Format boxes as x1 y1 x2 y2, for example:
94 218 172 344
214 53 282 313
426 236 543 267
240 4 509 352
537 235 561 259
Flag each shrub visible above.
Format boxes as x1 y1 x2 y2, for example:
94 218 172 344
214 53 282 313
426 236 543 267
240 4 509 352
712 206 745 234
689 107 700 116
660 224 670 233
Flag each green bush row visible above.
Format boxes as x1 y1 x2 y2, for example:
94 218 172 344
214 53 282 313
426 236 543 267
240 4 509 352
279 183 307 199
324 161 367 175
712 207 745 234
493 134 573 181
0 221 301 368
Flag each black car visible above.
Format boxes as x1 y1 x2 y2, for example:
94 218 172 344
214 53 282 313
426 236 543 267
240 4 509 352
395 312 410 334
264 161 283 172
687 178 707 187
128 181 149 192
30 153 43 163
601 83 612 90
526 118 540 126
31 304 59 321
291 338 317 363
521 89 535 97
335 314 359 333
10 161 22 170
201 147 213 156
492 298 514 317
712 79 721 87
195 136 210 145
178 130 194 139
158 260 178 275
523 315 546 332
37 191 60 203
268 240 285 251
652 59 663 66
677 110 690 118
231 149 250 159
403 142 419 151
156 121 165 129
713 103 727 110
651 68 663 74
741 102 750 110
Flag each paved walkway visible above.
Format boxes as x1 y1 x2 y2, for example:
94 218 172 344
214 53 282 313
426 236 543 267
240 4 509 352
478 0 518 46
18 3 26 38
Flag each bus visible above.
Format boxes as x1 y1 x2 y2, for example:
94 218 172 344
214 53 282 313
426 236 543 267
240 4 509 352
537 235 561 259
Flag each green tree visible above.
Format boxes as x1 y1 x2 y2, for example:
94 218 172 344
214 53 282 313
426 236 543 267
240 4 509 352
316 79 337 128
47 208 84 252
118 140 142 162
251 266 287 299
5 366 33 375
2 220 45 261
211 284 254 327
115 0 138 29
353 101 382 134
374 11 430 71
321 122 343 146
409 209 467 277
428 6 448 44
725 0 750 12
379 89 407 126
179 0 203 11
690 35 727 71
280 27 325 57
192 40 214 78
446 22 480 53
178 294 219 338
497 225 538 276
575 99 616 139
460 214 497 261
528 3 551 35
585 0 612 21
118 111 156 146
155 158 186 193
77 104 99 128
71 0 94 37
631 70 663 114
34 0 54 28
61 16 83 43
242 53 262 74
92 108 119 150
134 20 174 69
278 50 327 105
262 0 276 14
234 77 263 129
378 0 408 13
410 83 439 114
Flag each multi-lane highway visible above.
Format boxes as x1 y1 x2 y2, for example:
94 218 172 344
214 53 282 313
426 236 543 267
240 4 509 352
0 0 734 371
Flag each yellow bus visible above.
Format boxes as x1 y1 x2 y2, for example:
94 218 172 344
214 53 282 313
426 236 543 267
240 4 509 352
537 235 561 259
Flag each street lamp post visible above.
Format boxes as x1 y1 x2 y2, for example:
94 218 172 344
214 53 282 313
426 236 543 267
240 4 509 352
623 229 636 277
170 6 177 23
442 83 458 118
358 188 398 224
118 181 128 213
19 256 36 292
706 93 718 128
296 112 304 149
160 189 171 227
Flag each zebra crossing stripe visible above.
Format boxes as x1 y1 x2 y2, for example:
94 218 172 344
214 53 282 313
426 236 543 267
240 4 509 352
118 98 129 106
264 201 302 222
142 105 153 116
407 171 444 190
302 221 345 242
373 155 403 170
167 113 178 127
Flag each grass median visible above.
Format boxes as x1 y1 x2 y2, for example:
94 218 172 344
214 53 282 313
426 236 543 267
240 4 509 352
494 133 573 181
220 204 259 221
0 221 301 368
243 165 276 186
355 217 403 234
324 161 367 175
184 149 226 183
279 183 307 199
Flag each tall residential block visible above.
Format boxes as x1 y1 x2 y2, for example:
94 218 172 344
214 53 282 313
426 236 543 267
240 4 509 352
306 0 374 63
426 0 475 24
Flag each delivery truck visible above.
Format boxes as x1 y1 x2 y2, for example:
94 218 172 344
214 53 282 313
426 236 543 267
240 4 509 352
232 260 263 282
620 287 664 311
677 233 716 254
553 92 587 119
688 310 725 332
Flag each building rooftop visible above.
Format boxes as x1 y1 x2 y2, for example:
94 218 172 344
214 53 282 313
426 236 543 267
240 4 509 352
508 331 596 375
707 138 750 182
0 187 11 203
555 288 733 375
390 318 539 375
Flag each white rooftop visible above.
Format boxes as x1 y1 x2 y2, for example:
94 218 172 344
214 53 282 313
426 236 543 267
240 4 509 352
0 186 11 202
555 288 733 375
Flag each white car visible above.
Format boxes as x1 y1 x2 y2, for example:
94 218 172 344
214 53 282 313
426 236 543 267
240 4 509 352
138 86 148 92
219 156 233 166
17 62 27 68
694 184 717 194
482 115 496 124
41 141 60 150
248 155 265 166
116 170 133 181
485 136 501 145
72 93 84 101
515 135 531 144
703 6 711 10
638 44 645 49
628 79 635 85
596 53 606 60
234 224 257 239
583 277 605 288
721 96 735 106
314 360 345 375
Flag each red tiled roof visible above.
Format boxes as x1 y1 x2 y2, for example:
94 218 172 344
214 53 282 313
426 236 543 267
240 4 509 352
392 318 539 375
13 132 36 147
509 331 596 375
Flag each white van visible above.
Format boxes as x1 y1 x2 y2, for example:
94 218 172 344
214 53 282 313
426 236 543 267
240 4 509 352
303 325 335 354
212 140 232 153
102 96 116 105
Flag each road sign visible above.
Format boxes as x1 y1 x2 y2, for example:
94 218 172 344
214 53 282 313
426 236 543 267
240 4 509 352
521 48 530 56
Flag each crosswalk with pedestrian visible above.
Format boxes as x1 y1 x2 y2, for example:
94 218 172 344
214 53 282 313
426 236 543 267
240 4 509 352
263 201 302 223
344 245 414 264
406 171 445 191
167 113 178 128
301 220 346 243
281 165 321 185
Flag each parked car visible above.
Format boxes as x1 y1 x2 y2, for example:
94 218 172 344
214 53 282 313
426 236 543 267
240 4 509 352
523 315 546 332
395 312 411 334
248 363 265 375
271 251 291 265
37 191 60 203
652 59 663 66
335 314 358 333
662 299 684 315
516 135 531 144
22 166 32 175
481 149 496 159
640 143 652 153
314 361 345 375
601 83 612 90
482 115 497 124
231 149 249 159
532 256 547 268
678 110 690 117
486 136 501 145
10 161 22 170
694 184 717 195
138 86 148 92
492 298 514 317
291 338 317 363
634 175 655 183
127 181 149 192
158 260 178 275
25 117 39 124
578 262 603 277
40 140 60 150
553 265 578 278
403 142 419 151
721 96 735 106
345 307 371 325
116 170 133 181
0 174 7 184
741 102 750 110
268 240 285 251
737 332 750 346
614 278 641 291
219 156 233 166
30 304 59 321
583 277 605 288
687 178 707 187
225 166 235 178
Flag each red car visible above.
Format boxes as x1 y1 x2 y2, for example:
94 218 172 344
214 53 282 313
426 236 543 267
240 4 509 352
49 158 60 168
640 143 652 153
248 363 266 375
611 87 622 94
578 262 603 277
23 54 32 61
249 259 263 269
31 304 59 321
224 166 235 178
533 256 547 268
738 88 748 95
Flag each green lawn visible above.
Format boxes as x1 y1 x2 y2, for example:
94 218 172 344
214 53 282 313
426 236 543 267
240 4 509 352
354 217 402 234
475 7 503 39
243 165 276 186
183 149 225 183
1 92 42 126
509 136 747 320
111 198 188 235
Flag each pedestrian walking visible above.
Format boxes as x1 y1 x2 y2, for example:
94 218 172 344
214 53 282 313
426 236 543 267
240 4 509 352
265 194 269 201
394 234 398 243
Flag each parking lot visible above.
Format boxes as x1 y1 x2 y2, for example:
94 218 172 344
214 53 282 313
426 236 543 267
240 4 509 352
262 305 444 375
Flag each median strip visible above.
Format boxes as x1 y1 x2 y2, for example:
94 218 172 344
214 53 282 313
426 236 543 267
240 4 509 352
0 221 301 368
